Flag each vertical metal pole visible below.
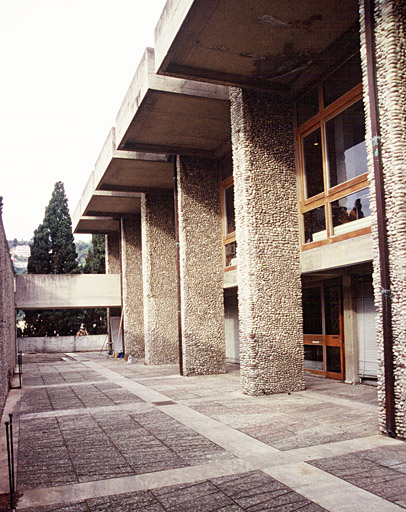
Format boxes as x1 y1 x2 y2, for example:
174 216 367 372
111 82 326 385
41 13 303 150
173 157 183 376
363 0 396 437
5 421 14 508
9 414 15 500
18 351 22 389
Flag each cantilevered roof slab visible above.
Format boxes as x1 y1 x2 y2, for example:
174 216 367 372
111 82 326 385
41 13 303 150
94 127 173 193
74 216 120 235
154 0 360 94
115 47 230 157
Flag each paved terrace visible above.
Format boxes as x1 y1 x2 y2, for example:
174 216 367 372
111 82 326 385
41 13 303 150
1 352 406 511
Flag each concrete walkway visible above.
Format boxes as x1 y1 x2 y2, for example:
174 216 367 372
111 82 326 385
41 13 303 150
1 352 406 511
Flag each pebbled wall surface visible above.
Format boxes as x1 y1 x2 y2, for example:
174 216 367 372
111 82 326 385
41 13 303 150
176 156 226 375
230 88 305 395
360 0 406 437
141 194 178 364
121 216 144 358
0 213 16 418
105 233 121 274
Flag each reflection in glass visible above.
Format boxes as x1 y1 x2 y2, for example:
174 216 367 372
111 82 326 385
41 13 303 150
326 346 341 373
297 87 319 126
225 185 235 234
324 282 340 335
323 53 362 107
303 206 326 244
303 287 322 334
304 345 324 371
331 188 370 234
303 128 324 198
225 241 237 267
326 100 367 188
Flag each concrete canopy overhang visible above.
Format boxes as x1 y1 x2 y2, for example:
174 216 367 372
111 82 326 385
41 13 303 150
115 47 231 157
154 0 360 95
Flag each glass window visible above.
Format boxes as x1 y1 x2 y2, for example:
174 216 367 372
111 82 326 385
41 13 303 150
326 346 341 373
324 282 340 335
303 206 326 244
221 157 233 181
323 53 362 107
297 87 319 126
326 100 367 188
304 345 324 371
225 185 235 234
302 128 324 199
225 241 237 267
303 287 322 334
331 188 370 235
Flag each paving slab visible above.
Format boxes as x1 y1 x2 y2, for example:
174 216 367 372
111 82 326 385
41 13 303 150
2 352 404 511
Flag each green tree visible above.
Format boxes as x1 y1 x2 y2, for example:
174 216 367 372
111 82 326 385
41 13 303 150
84 234 105 274
25 182 81 336
83 234 107 334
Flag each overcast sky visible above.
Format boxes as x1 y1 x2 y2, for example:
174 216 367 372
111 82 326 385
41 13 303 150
0 0 167 241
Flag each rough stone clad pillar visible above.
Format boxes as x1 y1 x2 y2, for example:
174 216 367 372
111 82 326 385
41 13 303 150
230 88 304 395
176 156 225 375
360 0 406 437
105 233 121 274
105 233 121 354
141 194 178 364
121 216 144 358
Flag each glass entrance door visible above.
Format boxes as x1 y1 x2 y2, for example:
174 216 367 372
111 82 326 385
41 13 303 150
302 280 344 379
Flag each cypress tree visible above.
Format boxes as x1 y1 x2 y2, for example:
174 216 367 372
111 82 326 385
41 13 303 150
84 234 106 274
83 234 107 334
25 182 80 336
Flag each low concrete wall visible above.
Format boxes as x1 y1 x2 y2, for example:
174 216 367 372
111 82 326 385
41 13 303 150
18 335 108 353
15 274 121 309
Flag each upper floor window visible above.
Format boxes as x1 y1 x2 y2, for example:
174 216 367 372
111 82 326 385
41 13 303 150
296 53 370 249
221 156 237 270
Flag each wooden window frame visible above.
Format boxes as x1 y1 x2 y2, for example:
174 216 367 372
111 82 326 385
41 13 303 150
296 83 371 251
221 169 237 272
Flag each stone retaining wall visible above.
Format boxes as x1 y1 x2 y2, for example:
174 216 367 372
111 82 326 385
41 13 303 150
0 214 16 418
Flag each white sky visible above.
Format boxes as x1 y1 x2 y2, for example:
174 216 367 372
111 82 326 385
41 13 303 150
0 0 167 241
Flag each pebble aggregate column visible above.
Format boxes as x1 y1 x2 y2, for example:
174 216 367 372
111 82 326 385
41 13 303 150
230 88 305 395
105 233 121 354
121 216 144 358
141 194 178 364
360 0 406 437
105 233 121 274
176 156 226 375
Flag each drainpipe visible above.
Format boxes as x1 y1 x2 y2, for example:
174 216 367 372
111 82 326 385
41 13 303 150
173 157 183 375
363 0 396 437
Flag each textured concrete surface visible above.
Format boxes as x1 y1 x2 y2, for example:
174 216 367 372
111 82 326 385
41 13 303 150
5 352 406 511
176 156 226 376
121 216 144 358
230 88 304 395
359 0 406 438
141 194 178 364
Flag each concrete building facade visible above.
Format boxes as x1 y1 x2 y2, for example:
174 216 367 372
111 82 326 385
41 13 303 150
73 0 406 438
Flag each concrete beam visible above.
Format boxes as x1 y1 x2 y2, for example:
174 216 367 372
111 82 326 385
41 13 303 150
15 274 121 309
115 47 230 157
73 216 120 235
